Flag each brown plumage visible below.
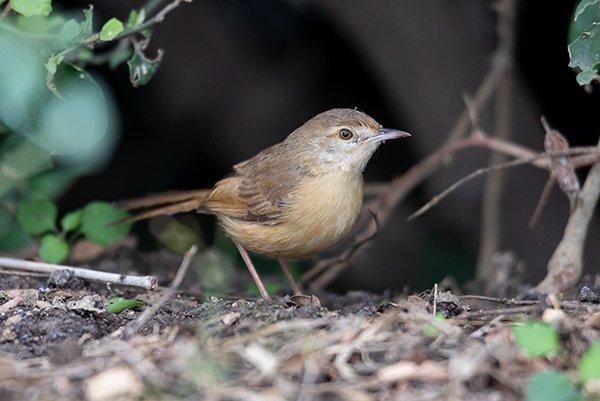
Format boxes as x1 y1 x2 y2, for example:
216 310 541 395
118 108 410 299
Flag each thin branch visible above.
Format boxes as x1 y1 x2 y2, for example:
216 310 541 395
99 0 190 46
118 245 197 339
64 0 190 56
408 148 597 221
528 176 556 229
0 257 158 289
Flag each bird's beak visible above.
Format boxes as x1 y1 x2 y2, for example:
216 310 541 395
366 128 411 144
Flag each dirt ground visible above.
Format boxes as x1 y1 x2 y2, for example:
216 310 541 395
1 245 599 401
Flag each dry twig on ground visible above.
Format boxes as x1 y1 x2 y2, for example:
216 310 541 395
0 256 158 289
117 245 198 339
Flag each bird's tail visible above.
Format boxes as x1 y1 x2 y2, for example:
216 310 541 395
116 189 211 224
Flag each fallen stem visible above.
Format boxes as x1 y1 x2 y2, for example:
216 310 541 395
0 257 158 289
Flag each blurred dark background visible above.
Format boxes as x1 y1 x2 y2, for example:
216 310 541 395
58 0 600 292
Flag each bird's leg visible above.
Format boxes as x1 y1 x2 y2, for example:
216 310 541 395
234 242 271 300
277 258 302 295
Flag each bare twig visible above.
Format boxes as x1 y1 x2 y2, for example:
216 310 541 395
66 0 190 58
116 0 190 40
536 138 600 293
408 148 587 221
528 176 556 229
119 245 197 339
476 0 517 281
408 148 597 221
0 257 158 289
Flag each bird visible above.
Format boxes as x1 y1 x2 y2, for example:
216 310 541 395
118 108 410 300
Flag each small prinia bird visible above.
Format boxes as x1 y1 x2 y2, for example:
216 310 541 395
119 109 410 299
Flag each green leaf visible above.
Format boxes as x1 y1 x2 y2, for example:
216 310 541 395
39 234 69 263
14 14 64 37
60 209 81 232
574 0 600 21
126 8 145 28
57 19 83 46
9 0 52 17
525 371 581 401
575 70 599 85
513 321 561 357
578 339 600 382
80 201 131 246
568 0 600 85
568 22 600 85
99 18 124 41
571 0 600 43
80 6 94 38
423 313 446 337
17 199 57 235
127 45 164 87
107 297 145 313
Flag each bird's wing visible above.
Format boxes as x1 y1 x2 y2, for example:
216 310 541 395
202 174 289 226
202 143 299 225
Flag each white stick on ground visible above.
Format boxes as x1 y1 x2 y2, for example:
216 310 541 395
0 257 158 289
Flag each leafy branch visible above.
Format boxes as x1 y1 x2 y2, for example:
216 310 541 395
0 0 185 257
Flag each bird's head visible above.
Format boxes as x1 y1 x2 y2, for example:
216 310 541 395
287 108 410 174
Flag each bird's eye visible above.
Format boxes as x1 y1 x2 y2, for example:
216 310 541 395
339 129 354 140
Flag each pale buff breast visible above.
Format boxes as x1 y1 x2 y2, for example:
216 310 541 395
218 171 364 259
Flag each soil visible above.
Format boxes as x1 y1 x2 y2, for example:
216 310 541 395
1 245 599 401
